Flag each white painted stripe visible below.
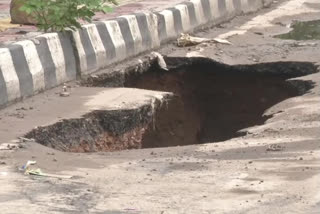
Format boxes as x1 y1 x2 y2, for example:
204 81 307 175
0 48 21 101
15 40 45 93
71 30 88 73
175 4 191 32
190 0 206 25
159 10 176 38
37 33 67 85
103 20 127 61
83 24 107 68
144 12 160 48
119 15 143 55
208 0 221 19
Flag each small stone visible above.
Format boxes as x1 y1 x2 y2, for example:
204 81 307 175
299 157 303 160
248 161 253 164
59 92 70 97
53 158 57 162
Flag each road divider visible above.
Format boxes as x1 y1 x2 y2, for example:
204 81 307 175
0 0 273 108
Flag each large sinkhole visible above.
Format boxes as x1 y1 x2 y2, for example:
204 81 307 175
26 57 317 152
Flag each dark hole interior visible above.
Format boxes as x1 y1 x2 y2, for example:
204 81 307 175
26 58 316 152
124 60 314 148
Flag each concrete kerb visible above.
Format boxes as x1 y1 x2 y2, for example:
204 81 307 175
0 32 77 107
0 0 269 108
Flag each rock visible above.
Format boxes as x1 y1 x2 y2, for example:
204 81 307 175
59 92 70 97
10 0 37 25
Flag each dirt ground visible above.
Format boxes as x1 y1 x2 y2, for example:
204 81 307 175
0 0 320 213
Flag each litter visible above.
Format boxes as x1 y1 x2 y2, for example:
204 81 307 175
20 160 72 179
0 143 19 150
177 33 232 47
266 144 285 152
18 137 35 142
25 168 72 179
0 18 19 32
59 84 70 97
20 160 37 171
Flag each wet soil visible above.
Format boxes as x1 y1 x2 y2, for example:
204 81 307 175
275 19 320 40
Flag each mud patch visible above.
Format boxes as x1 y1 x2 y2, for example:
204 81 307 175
275 19 320 40
27 57 318 152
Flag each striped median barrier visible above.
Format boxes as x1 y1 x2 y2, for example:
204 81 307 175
0 0 272 108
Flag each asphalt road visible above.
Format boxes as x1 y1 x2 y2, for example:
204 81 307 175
0 0 320 213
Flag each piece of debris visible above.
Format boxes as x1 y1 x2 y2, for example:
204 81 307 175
0 172 8 176
59 92 70 97
0 143 20 150
151 52 168 71
266 144 285 152
25 168 72 179
186 51 205 58
177 33 211 47
20 160 37 171
18 137 35 142
59 84 70 97
212 38 232 45
177 33 232 47
20 160 71 179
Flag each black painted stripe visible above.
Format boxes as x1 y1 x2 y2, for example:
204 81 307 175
35 37 57 89
79 27 97 72
233 0 242 12
155 13 167 43
58 33 77 80
9 44 34 97
183 2 197 27
95 22 117 61
201 0 212 21
116 17 135 56
218 0 227 15
135 13 152 49
0 68 8 106
167 8 183 34
248 0 257 7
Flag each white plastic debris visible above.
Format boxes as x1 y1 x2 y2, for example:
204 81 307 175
151 52 168 71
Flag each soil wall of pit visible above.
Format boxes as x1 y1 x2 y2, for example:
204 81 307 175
26 58 317 152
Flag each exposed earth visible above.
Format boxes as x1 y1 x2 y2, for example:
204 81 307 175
0 0 320 213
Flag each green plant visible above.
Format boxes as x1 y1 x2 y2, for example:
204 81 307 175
20 0 118 32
